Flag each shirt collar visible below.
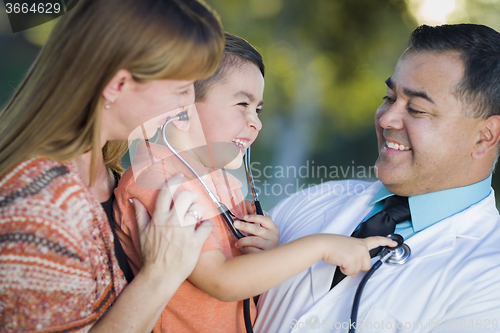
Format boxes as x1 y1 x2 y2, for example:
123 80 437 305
369 175 492 233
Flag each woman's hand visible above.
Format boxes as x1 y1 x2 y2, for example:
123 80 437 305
234 214 280 253
131 174 213 288
90 175 212 333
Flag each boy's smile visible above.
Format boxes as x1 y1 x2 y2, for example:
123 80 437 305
232 138 251 154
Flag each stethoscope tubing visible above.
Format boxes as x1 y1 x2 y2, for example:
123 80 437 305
161 112 259 333
349 251 392 333
160 114 411 333
160 114 246 239
349 234 410 333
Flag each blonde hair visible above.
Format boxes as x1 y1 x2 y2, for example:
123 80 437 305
0 0 224 180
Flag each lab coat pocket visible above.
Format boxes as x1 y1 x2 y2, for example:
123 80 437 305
356 305 399 333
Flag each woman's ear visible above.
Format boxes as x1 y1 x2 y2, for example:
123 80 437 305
102 69 133 104
472 115 500 160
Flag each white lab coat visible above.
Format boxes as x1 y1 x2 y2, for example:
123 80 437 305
255 180 500 333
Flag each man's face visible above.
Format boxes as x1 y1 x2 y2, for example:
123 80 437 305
374 51 483 196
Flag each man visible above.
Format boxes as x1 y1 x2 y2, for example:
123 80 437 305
255 24 500 332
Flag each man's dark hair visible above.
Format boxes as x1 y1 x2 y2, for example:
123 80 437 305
408 24 500 118
194 32 265 102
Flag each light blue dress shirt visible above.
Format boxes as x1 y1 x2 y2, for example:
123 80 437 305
359 175 492 240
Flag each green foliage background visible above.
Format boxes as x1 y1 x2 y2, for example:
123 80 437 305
2 0 500 209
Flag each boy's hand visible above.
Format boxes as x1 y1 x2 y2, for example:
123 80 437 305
233 214 280 253
244 200 271 217
322 235 397 277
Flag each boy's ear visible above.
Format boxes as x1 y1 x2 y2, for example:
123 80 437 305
170 105 197 131
472 115 500 160
171 118 190 131
102 69 133 103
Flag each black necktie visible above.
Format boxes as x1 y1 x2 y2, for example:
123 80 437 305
330 195 410 290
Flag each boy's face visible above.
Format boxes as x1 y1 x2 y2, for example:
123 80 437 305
195 62 264 169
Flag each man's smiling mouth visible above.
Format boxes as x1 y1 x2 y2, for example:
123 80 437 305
386 141 411 151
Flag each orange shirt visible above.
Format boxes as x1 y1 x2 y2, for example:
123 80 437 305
114 141 256 333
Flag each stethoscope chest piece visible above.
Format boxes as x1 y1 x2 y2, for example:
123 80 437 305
349 234 411 333
380 234 411 265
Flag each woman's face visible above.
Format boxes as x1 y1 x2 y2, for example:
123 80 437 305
104 77 195 142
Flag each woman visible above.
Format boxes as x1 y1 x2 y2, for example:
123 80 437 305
0 0 224 332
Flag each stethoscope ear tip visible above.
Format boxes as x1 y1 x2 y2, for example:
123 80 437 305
177 110 189 121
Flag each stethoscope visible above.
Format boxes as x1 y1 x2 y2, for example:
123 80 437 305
160 111 412 333
350 233 411 333
160 110 260 333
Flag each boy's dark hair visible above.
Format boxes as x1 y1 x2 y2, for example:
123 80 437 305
408 24 500 118
194 32 265 102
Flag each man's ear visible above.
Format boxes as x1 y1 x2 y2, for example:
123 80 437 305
102 69 133 103
472 115 500 159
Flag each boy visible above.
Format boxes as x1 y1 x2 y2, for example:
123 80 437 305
114 33 395 332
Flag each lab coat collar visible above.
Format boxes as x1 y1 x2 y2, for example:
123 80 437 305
362 190 496 290
369 175 492 234
320 181 383 235
310 181 498 303
310 181 383 301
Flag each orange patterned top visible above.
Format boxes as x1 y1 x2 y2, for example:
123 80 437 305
0 157 126 333
114 141 257 333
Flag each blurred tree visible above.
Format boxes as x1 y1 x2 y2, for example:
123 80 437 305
207 0 416 207
3 0 500 209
